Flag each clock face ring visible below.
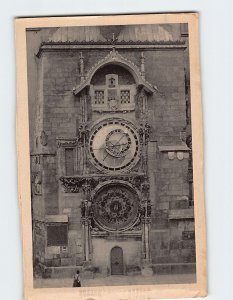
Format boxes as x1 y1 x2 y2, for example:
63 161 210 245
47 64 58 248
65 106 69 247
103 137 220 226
88 118 140 172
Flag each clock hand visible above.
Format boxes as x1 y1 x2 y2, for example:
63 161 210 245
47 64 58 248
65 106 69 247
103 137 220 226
108 142 128 148
108 140 115 146
103 143 127 160
114 133 127 145
103 151 110 161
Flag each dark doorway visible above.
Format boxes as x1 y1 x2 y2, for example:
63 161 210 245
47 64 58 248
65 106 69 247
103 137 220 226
111 246 124 275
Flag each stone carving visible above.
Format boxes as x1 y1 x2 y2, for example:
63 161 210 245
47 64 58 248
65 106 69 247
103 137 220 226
41 39 186 47
180 130 186 143
40 130 48 146
168 152 175 160
107 74 117 87
34 172 42 195
140 52 145 79
78 122 90 146
138 122 151 145
82 182 91 195
140 201 152 219
144 123 150 144
31 172 37 183
109 33 118 45
73 49 156 96
90 223 103 234
57 137 77 148
136 89 147 116
177 152 184 161
60 173 146 193
80 199 92 224
159 145 191 160
79 52 84 81
81 201 86 218
147 202 152 218
108 97 120 111
92 184 139 231
141 181 150 197
60 176 86 193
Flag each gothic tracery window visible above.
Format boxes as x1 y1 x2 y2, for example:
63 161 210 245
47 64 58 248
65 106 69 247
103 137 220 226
94 90 105 104
120 90 131 104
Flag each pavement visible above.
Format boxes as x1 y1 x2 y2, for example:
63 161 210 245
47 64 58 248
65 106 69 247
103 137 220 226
34 273 196 288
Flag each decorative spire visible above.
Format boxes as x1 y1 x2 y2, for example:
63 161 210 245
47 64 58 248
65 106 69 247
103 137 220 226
109 33 118 56
79 52 84 81
140 52 145 79
111 32 118 45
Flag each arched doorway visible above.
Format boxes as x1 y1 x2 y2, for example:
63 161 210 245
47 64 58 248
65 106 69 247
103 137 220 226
110 246 124 275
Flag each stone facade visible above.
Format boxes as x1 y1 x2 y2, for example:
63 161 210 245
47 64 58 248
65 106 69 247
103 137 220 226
27 24 195 278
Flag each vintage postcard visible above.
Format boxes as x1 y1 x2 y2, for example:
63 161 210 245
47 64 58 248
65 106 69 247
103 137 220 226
16 13 207 300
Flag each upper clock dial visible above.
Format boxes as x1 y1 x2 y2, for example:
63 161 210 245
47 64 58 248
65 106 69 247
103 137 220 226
89 119 140 172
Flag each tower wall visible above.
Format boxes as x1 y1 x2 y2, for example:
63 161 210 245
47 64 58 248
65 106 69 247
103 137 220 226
29 25 195 277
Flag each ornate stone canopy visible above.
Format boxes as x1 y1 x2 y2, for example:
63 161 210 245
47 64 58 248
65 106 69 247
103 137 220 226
73 49 156 96
59 172 146 193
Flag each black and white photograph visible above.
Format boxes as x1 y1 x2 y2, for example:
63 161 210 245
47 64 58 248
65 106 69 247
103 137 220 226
16 13 207 299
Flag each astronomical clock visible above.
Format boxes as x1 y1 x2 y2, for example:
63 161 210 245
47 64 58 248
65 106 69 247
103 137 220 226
59 49 155 274
92 183 140 232
88 118 140 172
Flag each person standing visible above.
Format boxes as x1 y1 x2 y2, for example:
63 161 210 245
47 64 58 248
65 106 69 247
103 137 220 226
73 270 81 287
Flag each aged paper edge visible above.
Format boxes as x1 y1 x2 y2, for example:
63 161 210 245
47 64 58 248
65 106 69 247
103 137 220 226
15 13 207 300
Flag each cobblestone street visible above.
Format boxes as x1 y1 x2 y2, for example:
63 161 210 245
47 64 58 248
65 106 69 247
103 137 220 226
34 273 196 288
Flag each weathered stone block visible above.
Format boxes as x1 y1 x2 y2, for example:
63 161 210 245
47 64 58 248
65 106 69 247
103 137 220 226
170 199 189 209
171 263 196 274
60 258 73 266
126 265 141 276
152 264 171 274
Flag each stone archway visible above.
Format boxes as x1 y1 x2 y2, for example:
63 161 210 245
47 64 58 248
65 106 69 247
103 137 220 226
111 246 124 275
73 49 156 96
